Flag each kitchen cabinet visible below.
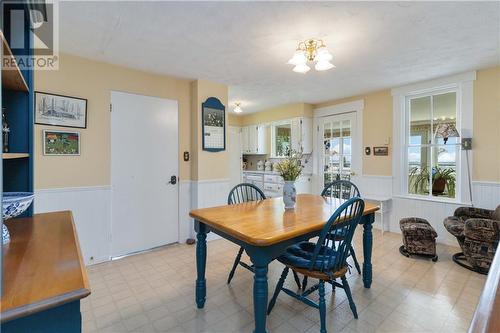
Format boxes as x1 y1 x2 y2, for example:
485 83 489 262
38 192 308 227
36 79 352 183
241 126 249 153
242 171 312 198
291 117 313 154
241 125 267 155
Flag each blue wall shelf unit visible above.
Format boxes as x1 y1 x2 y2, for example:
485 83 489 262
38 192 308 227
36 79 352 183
1 2 34 217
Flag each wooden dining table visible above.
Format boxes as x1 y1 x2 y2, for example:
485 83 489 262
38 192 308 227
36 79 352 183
189 194 379 333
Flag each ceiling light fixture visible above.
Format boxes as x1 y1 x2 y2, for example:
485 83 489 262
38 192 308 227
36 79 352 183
288 39 335 73
234 102 243 113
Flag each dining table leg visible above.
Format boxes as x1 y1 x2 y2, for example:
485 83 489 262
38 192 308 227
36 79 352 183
195 221 207 309
253 263 269 333
362 214 374 288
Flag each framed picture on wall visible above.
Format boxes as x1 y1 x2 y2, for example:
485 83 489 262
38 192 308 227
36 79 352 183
373 146 389 156
43 130 81 156
35 92 88 129
202 97 225 152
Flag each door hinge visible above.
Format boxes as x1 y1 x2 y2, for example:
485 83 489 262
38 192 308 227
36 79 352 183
109 104 112 112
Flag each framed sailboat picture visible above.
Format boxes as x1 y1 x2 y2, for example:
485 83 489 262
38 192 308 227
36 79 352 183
35 92 88 129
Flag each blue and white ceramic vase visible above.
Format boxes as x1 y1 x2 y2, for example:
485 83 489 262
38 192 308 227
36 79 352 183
283 181 296 209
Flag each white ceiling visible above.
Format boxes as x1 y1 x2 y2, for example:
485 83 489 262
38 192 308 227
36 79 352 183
59 1 500 113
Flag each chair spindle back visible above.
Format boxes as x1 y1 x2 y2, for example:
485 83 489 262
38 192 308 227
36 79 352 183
309 197 365 273
227 183 266 205
321 180 360 200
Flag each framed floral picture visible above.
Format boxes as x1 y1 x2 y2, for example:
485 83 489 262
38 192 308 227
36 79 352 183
43 130 81 156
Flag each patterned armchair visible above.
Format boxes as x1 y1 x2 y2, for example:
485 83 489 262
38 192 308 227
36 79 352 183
444 205 500 274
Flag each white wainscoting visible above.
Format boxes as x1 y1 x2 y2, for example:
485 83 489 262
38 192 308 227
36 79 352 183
350 176 499 246
35 180 230 266
472 181 500 210
34 179 498 265
351 175 393 230
389 197 463 246
179 180 193 243
191 179 231 241
35 186 112 265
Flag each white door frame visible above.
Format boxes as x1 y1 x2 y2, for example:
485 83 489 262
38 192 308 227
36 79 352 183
313 100 364 193
110 90 181 258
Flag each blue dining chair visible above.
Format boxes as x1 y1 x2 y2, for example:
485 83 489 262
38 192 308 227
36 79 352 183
300 180 362 291
226 183 266 284
226 183 303 287
267 197 365 333
321 180 362 275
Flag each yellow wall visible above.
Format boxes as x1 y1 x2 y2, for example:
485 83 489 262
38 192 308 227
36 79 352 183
315 66 500 180
190 80 229 180
35 54 499 188
35 53 193 188
228 114 243 126
473 66 500 181
314 90 393 176
237 102 313 126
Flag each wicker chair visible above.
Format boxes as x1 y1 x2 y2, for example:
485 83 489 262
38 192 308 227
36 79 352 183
443 205 500 274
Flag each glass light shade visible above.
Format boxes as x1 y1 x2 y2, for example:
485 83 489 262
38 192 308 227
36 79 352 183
287 50 307 65
292 63 311 73
315 60 335 71
234 105 243 113
434 123 459 144
316 47 333 62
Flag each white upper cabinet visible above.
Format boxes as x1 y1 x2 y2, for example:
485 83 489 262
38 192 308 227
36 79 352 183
241 125 267 154
291 117 312 154
241 126 249 153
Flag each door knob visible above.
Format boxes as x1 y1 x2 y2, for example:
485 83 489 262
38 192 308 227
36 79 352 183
168 175 177 185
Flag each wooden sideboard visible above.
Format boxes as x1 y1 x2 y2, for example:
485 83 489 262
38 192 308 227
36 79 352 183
1 211 90 332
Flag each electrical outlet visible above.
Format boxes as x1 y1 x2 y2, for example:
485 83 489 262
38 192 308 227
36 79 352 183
183 151 190 161
462 138 472 150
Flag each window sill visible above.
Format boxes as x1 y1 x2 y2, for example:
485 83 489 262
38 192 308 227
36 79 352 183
392 194 472 206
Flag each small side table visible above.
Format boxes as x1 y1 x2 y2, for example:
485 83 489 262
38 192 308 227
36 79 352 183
363 195 392 234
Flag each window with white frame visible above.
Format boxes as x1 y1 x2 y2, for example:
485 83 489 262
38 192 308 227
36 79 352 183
406 90 460 199
271 121 291 157
393 71 475 204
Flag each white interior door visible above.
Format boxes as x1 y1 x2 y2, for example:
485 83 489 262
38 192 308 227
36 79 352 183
228 126 242 188
111 91 179 258
317 112 359 190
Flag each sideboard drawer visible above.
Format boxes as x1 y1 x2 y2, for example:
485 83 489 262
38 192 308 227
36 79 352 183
264 174 283 183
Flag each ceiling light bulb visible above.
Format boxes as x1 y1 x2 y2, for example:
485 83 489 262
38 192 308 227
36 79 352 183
293 63 311 73
316 47 333 62
234 103 243 113
287 50 307 65
315 60 335 71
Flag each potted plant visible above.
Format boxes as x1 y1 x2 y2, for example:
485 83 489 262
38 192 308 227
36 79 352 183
275 150 303 209
409 166 456 197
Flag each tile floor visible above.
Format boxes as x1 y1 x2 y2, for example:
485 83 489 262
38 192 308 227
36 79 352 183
82 229 486 333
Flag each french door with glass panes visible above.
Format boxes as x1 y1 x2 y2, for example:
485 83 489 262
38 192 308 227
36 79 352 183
318 112 357 190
